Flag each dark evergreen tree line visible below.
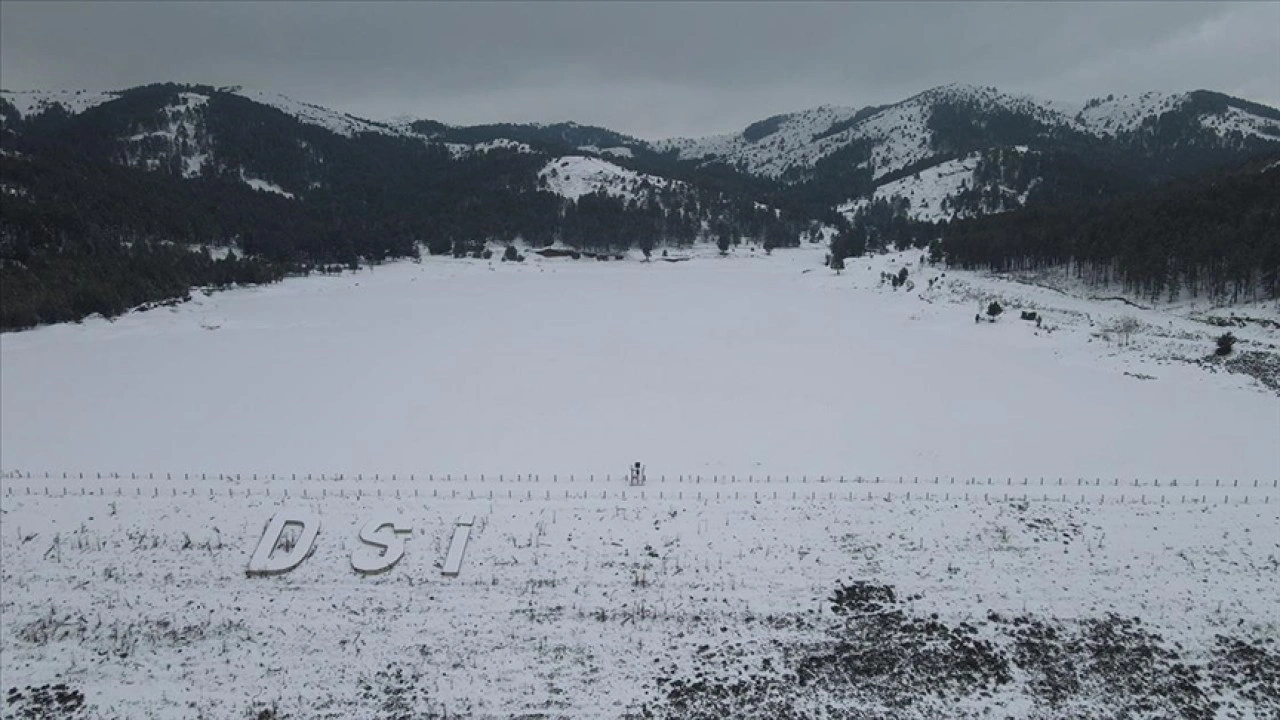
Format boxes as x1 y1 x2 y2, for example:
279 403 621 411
0 84 819 330
940 156 1280 302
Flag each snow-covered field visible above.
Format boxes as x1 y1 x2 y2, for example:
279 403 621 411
2 245 1276 479
2 246 1278 718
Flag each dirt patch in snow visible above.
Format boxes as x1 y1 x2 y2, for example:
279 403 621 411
637 582 1280 719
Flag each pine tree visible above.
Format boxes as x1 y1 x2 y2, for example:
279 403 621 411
1216 332 1236 356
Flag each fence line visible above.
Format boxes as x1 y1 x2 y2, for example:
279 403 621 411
1 469 1276 490
0 478 1274 508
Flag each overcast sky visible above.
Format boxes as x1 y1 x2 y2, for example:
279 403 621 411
2 1 1276 139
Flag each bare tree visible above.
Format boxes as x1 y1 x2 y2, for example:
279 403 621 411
1111 316 1141 346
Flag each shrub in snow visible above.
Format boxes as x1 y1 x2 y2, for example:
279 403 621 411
503 245 518 262
1112 316 1141 346
987 301 1003 318
1216 332 1236 356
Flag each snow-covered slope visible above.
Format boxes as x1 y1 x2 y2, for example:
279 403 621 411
1201 104 1280 141
651 104 861 179
1073 91 1185 136
0 89 122 118
539 155 682 201
656 84 1280 186
232 89 410 138
838 152 982 222
1074 91 1280 141
653 85 1070 181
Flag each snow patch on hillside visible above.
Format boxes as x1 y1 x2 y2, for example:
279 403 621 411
578 145 635 159
472 138 534 154
1073 92 1185 136
539 155 678 201
839 153 982 222
239 171 294 199
234 90 406 138
1200 105 1280 141
443 138 536 158
0 89 121 118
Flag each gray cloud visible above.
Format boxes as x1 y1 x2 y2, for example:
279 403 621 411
2 1 1276 139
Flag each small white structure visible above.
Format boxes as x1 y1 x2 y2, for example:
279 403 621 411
246 511 320 576
441 516 475 577
350 517 412 575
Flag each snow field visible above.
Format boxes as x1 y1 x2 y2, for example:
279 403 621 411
2 246 1275 480
0 483 1276 717
1 246 1277 717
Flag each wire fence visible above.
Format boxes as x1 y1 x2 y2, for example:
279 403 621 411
1 469 1276 489
1 469 1276 507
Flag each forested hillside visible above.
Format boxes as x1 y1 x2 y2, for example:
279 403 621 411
939 155 1280 302
0 84 813 329
2 81 1278 330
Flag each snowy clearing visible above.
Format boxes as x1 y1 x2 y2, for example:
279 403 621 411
0 476 1277 718
1 245 1277 718
1 245 1275 479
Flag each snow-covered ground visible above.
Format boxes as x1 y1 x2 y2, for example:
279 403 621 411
1 247 1277 718
2 246 1275 479
1 473 1276 718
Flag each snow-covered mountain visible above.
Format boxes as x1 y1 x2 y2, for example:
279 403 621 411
650 104 863 179
655 84 1280 222
658 84 1280 180
2 81 1276 235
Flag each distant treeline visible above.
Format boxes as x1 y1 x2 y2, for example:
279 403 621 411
824 154 1280 303
939 155 1280 302
3 83 1278 330
0 84 814 330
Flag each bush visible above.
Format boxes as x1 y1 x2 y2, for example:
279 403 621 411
987 301 1003 318
1216 332 1236 356
502 245 518 262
